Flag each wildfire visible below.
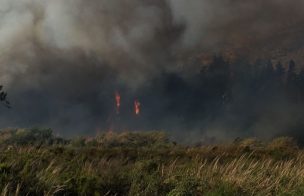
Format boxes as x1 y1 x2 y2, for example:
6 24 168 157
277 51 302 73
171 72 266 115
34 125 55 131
115 91 121 114
134 100 141 115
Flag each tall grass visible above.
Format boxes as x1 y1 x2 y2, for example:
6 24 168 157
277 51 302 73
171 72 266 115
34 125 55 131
0 129 304 195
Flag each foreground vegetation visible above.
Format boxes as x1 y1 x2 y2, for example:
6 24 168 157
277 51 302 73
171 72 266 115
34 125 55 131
0 129 304 195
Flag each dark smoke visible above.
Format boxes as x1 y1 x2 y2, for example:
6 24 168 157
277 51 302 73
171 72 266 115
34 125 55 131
0 0 304 141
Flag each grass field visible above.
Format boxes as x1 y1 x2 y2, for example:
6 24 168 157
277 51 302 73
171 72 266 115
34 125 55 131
0 128 303 195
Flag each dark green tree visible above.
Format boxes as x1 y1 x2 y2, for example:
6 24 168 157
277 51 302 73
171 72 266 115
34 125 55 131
297 70 304 101
286 60 298 101
275 62 285 80
0 86 10 108
287 60 297 82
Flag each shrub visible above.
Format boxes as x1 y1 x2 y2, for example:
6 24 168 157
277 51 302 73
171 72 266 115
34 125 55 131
204 182 244 196
267 137 298 159
0 128 66 147
168 177 199 196
70 137 86 147
96 131 170 148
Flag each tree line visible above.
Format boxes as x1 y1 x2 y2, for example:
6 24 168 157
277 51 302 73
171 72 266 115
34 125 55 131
135 55 304 138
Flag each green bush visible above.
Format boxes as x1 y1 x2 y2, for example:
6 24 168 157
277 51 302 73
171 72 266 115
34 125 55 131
168 177 199 196
204 182 244 196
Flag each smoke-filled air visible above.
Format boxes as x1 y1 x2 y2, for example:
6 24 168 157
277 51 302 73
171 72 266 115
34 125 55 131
1 0 304 142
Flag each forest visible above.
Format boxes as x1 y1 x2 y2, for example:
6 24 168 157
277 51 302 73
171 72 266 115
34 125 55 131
115 56 304 141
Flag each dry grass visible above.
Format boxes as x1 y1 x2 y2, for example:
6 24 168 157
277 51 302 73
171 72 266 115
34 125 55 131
0 129 304 195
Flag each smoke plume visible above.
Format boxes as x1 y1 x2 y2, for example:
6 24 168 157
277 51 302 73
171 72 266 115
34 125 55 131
0 0 303 140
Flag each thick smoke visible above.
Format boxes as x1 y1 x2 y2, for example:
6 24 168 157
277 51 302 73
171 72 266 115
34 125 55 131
0 0 180 88
0 0 303 140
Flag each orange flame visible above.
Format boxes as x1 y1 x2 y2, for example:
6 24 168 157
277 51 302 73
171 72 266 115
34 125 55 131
115 91 121 114
134 100 141 115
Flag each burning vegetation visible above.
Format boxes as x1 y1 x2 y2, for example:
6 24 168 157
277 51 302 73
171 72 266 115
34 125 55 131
1 0 304 139
2 0 304 195
134 99 141 116
92 56 304 142
115 91 121 114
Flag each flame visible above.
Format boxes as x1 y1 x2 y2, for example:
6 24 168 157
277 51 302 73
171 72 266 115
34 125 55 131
134 99 141 115
115 91 121 114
